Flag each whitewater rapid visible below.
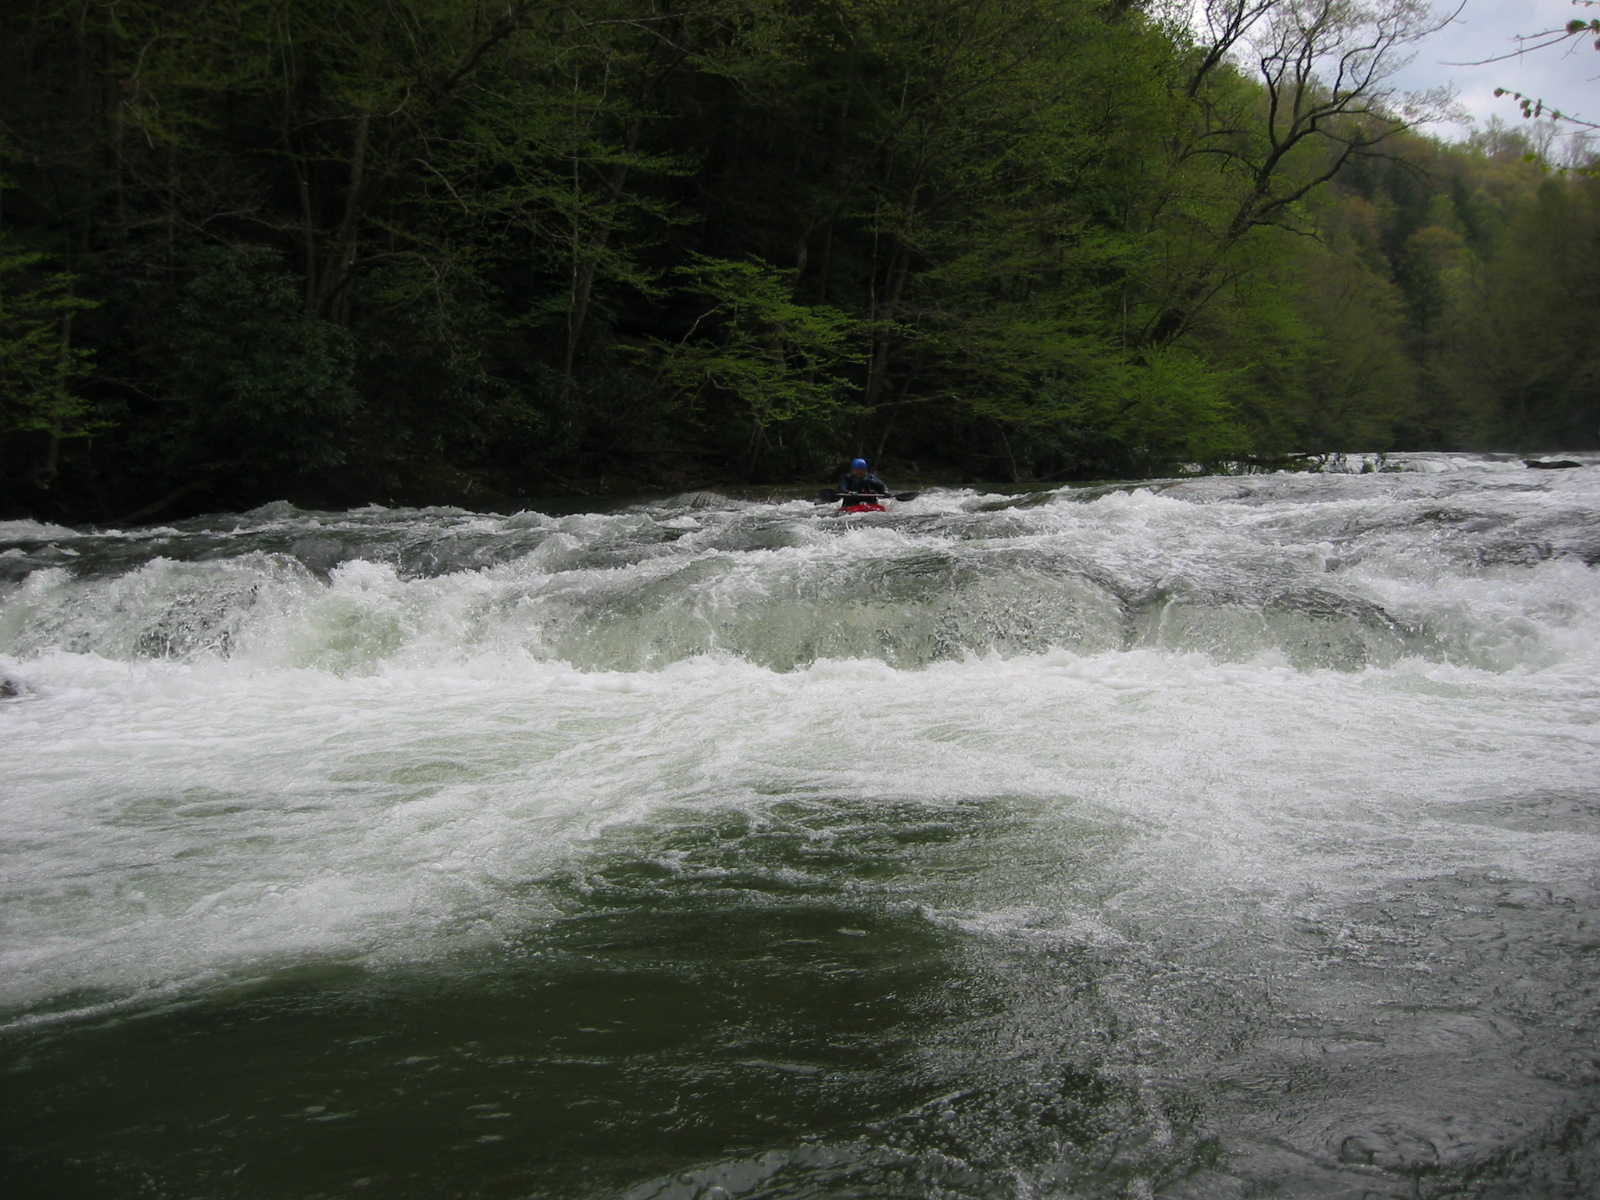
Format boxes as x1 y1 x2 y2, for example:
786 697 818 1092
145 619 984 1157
3 453 1598 1198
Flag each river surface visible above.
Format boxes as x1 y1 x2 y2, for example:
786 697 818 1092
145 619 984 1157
3 453 1599 1198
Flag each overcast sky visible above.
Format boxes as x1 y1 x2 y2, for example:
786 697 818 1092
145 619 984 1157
1391 0 1600 138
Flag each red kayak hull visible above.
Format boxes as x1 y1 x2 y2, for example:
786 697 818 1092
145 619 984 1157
841 503 886 514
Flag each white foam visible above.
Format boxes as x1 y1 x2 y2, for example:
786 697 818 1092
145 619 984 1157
1 461 1597 1020
3 627 1597 1019
0 519 79 540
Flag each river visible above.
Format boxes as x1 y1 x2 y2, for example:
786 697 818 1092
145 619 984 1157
3 453 1598 1198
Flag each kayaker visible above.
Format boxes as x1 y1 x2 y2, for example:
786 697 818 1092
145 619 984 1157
839 458 889 504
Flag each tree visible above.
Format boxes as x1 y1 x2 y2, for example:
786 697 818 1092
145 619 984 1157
1431 176 1600 447
127 244 357 504
4 0 1596 520
650 254 862 474
1143 0 1456 345
0 237 99 488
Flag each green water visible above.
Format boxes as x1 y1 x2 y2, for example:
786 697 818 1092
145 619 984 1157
6 801 1213 1199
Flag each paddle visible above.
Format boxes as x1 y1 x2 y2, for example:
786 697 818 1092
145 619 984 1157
813 491 920 505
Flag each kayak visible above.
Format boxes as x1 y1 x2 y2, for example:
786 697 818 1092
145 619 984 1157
815 490 919 513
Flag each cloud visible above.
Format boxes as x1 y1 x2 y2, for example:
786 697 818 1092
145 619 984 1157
1390 0 1600 137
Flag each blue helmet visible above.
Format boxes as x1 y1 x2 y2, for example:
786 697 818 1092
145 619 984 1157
851 458 868 470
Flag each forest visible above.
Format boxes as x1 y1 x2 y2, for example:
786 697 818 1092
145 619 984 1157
2 0 1597 521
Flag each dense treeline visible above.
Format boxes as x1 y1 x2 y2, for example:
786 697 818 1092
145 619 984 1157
1 0 1596 520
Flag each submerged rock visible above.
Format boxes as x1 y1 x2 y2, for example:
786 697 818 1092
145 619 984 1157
663 490 733 510
0 674 27 699
1525 459 1583 470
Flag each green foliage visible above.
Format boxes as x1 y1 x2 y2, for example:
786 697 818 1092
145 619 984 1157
1054 349 1244 473
0 0 1595 517
1294 253 1416 451
652 255 862 428
142 245 357 483
1430 177 1600 448
0 239 99 440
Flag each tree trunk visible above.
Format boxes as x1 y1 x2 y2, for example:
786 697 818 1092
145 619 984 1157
562 124 640 403
318 109 371 323
863 245 910 408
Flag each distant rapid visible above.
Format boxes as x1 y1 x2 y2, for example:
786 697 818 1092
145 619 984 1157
3 453 1598 1199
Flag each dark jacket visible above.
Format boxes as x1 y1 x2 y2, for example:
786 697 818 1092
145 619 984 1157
839 472 888 498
